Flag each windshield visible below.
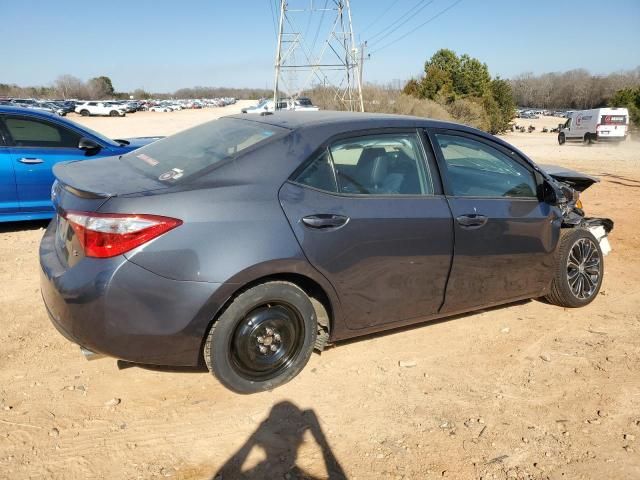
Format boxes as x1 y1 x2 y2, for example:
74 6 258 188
120 117 286 182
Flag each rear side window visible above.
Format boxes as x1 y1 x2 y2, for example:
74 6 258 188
294 151 337 192
294 132 433 195
435 133 537 198
5 116 81 148
121 118 286 182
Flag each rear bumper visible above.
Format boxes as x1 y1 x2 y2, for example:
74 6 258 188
596 134 627 142
39 222 224 366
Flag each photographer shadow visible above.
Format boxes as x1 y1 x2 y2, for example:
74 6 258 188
213 401 347 480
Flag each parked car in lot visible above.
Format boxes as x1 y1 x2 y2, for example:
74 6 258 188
0 106 161 222
75 101 126 117
149 105 172 112
40 112 613 394
242 97 320 114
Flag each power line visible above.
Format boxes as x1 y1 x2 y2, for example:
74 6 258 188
310 0 330 57
360 0 401 34
268 0 278 39
370 0 463 55
367 0 431 44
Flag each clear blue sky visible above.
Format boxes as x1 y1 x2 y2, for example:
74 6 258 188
3 0 639 92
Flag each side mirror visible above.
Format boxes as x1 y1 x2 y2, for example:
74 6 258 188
540 179 562 205
78 137 101 154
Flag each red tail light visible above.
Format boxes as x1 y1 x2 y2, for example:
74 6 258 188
63 211 182 258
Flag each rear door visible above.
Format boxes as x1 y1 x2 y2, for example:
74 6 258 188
428 129 558 313
0 121 19 216
3 114 89 213
279 130 453 330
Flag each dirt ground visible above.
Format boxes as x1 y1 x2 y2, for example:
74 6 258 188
1 110 639 480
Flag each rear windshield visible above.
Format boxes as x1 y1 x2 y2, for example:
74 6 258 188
601 114 627 125
121 118 286 182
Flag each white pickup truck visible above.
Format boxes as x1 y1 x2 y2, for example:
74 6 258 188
242 97 320 114
75 101 126 117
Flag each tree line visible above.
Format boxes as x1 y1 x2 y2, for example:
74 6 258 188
3 64 640 130
0 75 270 100
510 68 640 110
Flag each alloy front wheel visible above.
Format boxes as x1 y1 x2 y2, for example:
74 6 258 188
545 228 604 307
566 237 601 300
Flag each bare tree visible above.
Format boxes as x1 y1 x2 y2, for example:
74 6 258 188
54 75 88 99
511 67 640 109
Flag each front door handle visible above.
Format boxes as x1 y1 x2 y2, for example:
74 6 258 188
456 214 488 228
302 214 349 230
18 157 44 164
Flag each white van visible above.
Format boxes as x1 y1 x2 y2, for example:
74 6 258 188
558 107 629 144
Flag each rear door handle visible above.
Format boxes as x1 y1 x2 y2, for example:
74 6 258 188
18 157 44 164
302 214 349 230
456 214 488 228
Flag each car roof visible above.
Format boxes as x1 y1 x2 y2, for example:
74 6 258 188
0 105 66 120
227 110 483 135
225 110 538 168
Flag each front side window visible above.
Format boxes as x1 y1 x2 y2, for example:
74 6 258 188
435 133 537 198
330 133 432 195
4 116 81 148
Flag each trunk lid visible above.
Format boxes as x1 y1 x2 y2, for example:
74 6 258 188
53 155 167 197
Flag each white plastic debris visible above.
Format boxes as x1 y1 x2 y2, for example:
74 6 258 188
588 226 611 256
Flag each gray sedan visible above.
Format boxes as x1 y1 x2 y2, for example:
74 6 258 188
39 112 612 394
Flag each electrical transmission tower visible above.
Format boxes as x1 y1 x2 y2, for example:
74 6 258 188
273 0 364 112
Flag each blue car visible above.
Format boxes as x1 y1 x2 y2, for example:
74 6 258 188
0 106 160 222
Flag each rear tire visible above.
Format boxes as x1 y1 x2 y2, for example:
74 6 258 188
558 133 565 145
204 281 317 394
545 228 604 308
109 110 119 117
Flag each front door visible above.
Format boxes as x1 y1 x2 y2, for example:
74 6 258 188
429 129 559 313
279 130 453 330
0 127 19 216
2 115 86 213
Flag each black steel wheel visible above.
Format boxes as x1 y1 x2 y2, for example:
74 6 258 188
204 281 318 394
229 303 304 382
545 228 604 307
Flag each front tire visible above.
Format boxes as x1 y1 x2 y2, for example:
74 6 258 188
558 133 565 145
204 281 317 394
80 109 90 116
545 228 604 308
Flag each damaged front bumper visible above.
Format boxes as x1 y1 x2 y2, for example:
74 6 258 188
541 164 614 256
